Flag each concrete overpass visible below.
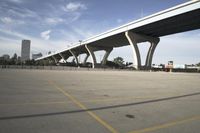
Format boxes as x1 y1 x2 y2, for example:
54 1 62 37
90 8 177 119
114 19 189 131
36 0 200 70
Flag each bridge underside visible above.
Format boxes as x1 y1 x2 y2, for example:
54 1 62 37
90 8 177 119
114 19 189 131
87 9 200 48
37 2 200 70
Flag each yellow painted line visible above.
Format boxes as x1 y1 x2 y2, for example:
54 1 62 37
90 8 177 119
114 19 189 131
48 81 119 133
0 101 67 106
129 115 200 133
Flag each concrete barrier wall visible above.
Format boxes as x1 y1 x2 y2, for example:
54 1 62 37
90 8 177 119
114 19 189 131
1 65 199 73
0 65 121 71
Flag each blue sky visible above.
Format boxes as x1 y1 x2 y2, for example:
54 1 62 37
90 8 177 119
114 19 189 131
0 0 199 64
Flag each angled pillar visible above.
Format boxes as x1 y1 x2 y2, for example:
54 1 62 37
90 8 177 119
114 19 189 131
145 38 160 69
59 53 66 63
125 31 160 70
83 53 89 65
69 50 79 66
101 48 113 66
125 32 141 69
60 51 71 62
52 55 58 64
85 45 97 68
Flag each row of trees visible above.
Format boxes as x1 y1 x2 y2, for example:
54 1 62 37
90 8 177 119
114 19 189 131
0 53 37 65
196 62 200 66
106 57 133 69
0 54 131 68
111 57 200 67
0 53 20 65
1 53 199 69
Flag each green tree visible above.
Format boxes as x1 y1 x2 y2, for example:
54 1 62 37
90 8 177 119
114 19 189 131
113 57 124 67
10 53 18 65
25 59 36 65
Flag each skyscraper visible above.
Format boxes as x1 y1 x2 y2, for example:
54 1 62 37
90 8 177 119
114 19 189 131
21 40 30 61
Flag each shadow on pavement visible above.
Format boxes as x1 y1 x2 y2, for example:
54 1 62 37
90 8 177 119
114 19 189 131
0 92 200 120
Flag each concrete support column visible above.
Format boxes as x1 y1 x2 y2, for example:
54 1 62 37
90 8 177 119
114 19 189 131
145 39 159 69
69 50 79 66
101 48 113 66
52 55 58 64
125 32 141 69
83 53 89 65
59 53 66 63
85 45 97 68
125 31 159 70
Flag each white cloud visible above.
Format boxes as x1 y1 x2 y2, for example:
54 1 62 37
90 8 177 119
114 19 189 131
69 12 81 22
0 28 29 39
8 8 37 18
71 26 94 39
45 17 64 25
8 0 23 4
0 17 25 26
1 17 13 24
0 29 68 57
63 2 87 12
40 30 51 40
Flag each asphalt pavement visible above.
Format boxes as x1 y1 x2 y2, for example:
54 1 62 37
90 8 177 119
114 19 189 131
0 69 199 133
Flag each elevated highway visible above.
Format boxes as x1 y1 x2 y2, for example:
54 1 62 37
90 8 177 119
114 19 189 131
36 0 200 69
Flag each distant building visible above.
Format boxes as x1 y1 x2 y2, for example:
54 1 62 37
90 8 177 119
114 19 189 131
173 64 186 69
32 53 42 60
17 56 21 61
21 40 30 61
168 61 173 65
2 54 10 61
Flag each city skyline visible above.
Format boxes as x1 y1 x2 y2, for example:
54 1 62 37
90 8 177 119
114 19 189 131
0 0 199 64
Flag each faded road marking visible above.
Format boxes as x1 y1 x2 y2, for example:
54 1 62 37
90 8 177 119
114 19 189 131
48 80 119 133
129 115 200 133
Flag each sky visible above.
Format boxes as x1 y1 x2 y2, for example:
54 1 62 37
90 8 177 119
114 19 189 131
0 0 199 65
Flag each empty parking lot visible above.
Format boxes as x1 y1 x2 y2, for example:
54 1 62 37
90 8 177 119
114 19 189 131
0 69 199 133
